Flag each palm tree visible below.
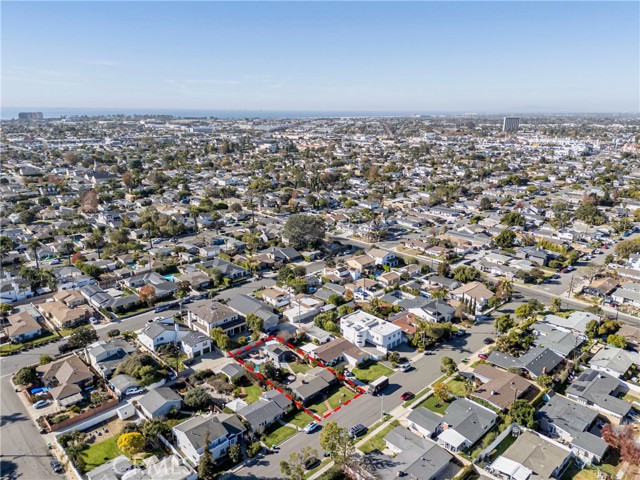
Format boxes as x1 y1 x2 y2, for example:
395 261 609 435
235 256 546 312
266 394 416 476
60 240 75 265
499 280 514 301
142 222 154 250
26 238 41 270
189 207 199 234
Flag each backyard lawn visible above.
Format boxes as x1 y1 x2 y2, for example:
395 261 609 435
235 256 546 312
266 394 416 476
288 361 312 375
358 420 400 454
242 384 263 404
262 424 297 447
160 352 189 371
416 394 451 415
81 435 121 470
351 362 394 383
486 433 517 463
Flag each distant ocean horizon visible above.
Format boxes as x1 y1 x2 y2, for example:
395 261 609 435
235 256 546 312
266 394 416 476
0 107 435 120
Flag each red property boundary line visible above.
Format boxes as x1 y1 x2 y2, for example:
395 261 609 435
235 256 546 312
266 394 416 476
227 335 367 422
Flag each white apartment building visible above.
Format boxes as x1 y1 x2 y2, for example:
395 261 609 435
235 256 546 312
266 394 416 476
340 310 402 352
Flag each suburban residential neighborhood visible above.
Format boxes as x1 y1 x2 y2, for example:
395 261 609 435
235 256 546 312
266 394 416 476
1 113 640 480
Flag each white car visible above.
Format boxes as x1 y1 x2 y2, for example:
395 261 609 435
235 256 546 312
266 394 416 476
398 363 412 372
304 421 319 434
125 387 145 396
33 399 49 409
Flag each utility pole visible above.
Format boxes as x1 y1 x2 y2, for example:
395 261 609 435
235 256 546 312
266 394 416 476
568 275 574 298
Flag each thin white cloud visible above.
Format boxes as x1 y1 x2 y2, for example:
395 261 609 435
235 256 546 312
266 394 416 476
86 60 121 67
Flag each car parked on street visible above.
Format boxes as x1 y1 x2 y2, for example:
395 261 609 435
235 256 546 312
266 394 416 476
50 460 64 474
304 421 319 434
349 424 368 438
400 391 415 401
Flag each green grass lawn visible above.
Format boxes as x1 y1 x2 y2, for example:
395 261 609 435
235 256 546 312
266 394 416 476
622 393 640 404
358 420 400 454
487 433 517 463
288 361 312 375
447 377 469 397
81 435 121 470
416 395 451 414
351 362 394 383
327 387 356 409
262 425 297 447
308 386 355 415
284 410 313 429
160 352 189 371
243 384 262 404
0 330 58 355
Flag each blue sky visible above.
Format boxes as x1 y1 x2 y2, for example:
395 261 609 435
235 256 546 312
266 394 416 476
2 1 638 113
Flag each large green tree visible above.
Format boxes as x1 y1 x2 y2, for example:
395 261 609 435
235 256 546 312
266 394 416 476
319 421 355 467
283 214 326 250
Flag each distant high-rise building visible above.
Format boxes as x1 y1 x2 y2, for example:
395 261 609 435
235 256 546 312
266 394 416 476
503 117 520 133
18 112 43 121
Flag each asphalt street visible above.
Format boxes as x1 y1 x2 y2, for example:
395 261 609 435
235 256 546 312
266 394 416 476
233 319 495 479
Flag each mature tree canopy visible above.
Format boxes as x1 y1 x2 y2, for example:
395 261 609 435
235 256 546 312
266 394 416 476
117 432 145 456
68 326 99 349
14 366 38 386
501 212 525 227
283 214 326 250
319 421 355 467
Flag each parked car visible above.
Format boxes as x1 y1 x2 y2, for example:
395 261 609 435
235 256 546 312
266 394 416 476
400 391 415 401
125 387 145 396
49 259 61 265
58 343 71 354
349 424 368 438
483 337 494 345
304 457 320 470
398 362 412 372
50 460 64 474
304 421 319 434
33 399 49 409
478 353 488 360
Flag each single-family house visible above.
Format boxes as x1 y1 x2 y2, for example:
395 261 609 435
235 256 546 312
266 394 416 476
173 413 246 464
137 387 183 419
437 398 498 452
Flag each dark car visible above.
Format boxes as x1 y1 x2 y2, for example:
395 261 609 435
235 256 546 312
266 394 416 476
483 337 494 345
304 457 320 470
58 343 71 354
400 391 415 401
50 460 64 474
349 424 368 438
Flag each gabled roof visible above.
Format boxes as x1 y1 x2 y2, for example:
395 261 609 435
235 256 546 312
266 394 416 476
407 407 443 433
537 395 598 438
443 398 497 444
173 413 246 452
138 387 182 416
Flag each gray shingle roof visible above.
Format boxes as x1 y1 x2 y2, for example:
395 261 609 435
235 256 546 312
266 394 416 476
137 387 182 417
537 395 598 438
443 398 497 445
